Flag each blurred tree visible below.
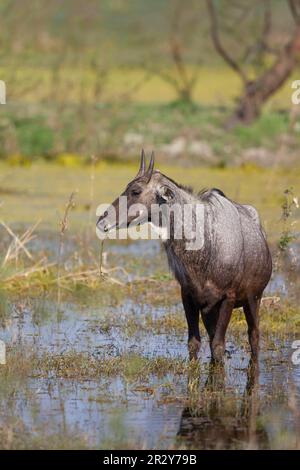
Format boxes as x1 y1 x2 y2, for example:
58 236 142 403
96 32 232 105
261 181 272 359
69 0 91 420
139 0 206 103
207 0 300 126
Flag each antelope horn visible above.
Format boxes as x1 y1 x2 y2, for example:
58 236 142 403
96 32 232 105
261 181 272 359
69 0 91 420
145 151 155 182
136 149 146 178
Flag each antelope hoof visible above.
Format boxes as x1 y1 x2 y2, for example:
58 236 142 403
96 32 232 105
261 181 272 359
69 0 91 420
212 342 224 362
188 337 200 360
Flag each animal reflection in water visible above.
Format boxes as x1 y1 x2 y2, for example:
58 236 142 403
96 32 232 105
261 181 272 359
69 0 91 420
177 360 269 449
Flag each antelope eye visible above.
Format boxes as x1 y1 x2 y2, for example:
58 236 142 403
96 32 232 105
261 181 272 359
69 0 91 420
131 188 142 196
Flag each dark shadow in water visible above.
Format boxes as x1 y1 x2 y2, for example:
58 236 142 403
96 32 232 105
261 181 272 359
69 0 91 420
177 359 269 450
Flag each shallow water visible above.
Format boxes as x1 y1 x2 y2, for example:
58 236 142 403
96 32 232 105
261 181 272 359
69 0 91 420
0 288 300 448
0 236 300 449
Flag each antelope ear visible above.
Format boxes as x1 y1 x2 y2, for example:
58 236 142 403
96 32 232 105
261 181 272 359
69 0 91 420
157 186 174 203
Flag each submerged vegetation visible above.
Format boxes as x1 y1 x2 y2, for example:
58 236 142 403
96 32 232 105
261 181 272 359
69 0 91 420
1 350 196 382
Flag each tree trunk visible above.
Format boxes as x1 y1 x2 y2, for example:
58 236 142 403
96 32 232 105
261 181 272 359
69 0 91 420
178 86 193 103
230 28 300 127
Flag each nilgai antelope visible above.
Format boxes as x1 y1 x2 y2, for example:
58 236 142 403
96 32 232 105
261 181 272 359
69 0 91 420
97 151 272 361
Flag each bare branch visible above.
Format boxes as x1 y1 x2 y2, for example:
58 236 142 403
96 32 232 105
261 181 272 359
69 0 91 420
169 37 196 92
242 0 274 63
263 0 272 40
288 0 300 25
167 0 199 100
206 0 248 83
143 63 182 91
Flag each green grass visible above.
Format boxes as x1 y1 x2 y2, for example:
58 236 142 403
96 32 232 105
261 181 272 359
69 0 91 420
233 112 290 148
0 81 299 163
